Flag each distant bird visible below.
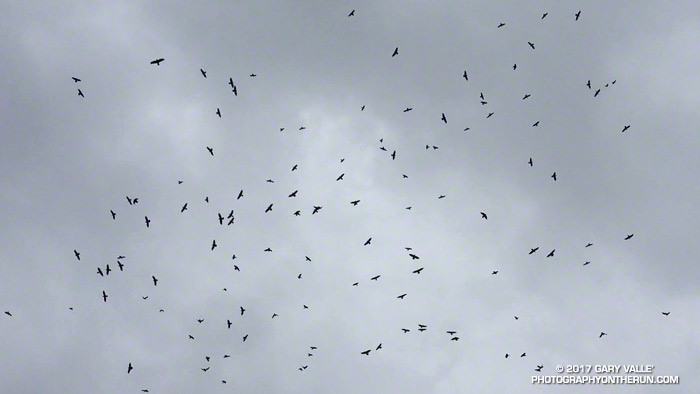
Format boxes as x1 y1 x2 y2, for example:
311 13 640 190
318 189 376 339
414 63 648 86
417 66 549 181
547 250 555 258
364 238 372 246
336 173 345 181
110 210 116 220
197 319 204 324
528 42 535 49
350 200 360 206
575 10 581 21
250 73 257 77
403 107 412 112
585 243 593 247
4 311 11 317
303 305 309 309
514 316 519 320
288 190 298 198
152 276 158 286
207 147 214 156
102 291 108 302
105 265 111 275
599 332 607 338
181 203 188 213
77 89 84 97
392 47 399 57
551 172 557 181
438 195 446 199
521 352 526 357
541 12 548 19
583 261 591 266
535 365 544 372
498 22 505 28
298 274 302 279
189 335 194 340
441 113 447 123
412 267 424 274
272 313 278 318
662 312 670 316
529 247 539 254
348 9 355 17
74 250 81 261
462 70 468 81
216 108 221 118
227 320 232 329
211 240 217 250
265 204 273 213
402 328 410 333
487 112 494 118
264 247 272 252
240 306 246 316
376 343 382 350
621 125 631 133
451 337 459 341
127 363 133 374
397 294 407 299
292 164 298 171
200 69 207 78
513 64 517 70
409 254 419 260
294 210 301 216
72 77 81 83
446 331 457 336
312 206 322 214
117 261 124 271
594 89 601 97
361 349 371 355
391 150 396 160
587 80 591 89
237 190 244 199
480 212 488 219
624 234 634 240
361 105 365 111
532 121 540 127
150 58 165 66
145 216 151 227
505 354 509 358
97 267 104 276
528 158 533 167
523 94 531 100
352 282 359 286
371 275 380 281
201 367 209 372
492 271 499 275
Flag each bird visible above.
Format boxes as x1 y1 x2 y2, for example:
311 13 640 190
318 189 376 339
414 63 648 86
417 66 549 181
451 337 459 341
583 261 591 266
551 172 557 181
77 89 84 97
110 210 116 220
117 261 124 271
587 80 591 89
312 206 322 214
197 319 204 324
535 365 543 372
487 112 494 118
152 276 158 286
200 69 207 78
397 294 407 299
492 271 499 275
585 243 593 247
547 250 555 258
74 250 81 261
412 267 424 274
528 42 535 49
402 328 410 333
528 158 533 167
216 108 221 118
446 331 457 336
462 70 468 81
180 203 188 213
352 282 359 286
599 332 607 338
150 58 165 66
127 363 133 374
529 247 539 254
521 352 526 357
102 291 108 302
336 173 345 181
272 313 278 318
505 354 509 358
403 107 413 112
370 275 380 281
622 125 631 133
364 238 372 246
240 306 246 316
237 190 244 199
532 121 540 127
249 73 257 77
497 22 505 28
662 312 670 316
218 213 224 225
201 367 209 372
293 210 301 216
438 195 446 199
71 77 81 83
541 12 548 19
391 150 396 160
350 200 360 206
297 274 302 279
513 64 517 70
624 234 634 240
265 204 273 213
392 47 399 57
4 311 12 317
480 212 488 219
361 349 371 355
264 247 272 252
288 190 298 197
211 240 217 250
206 146 214 156
227 320 232 329
514 316 519 320
575 10 581 21
409 254 419 260
594 89 601 97
376 343 382 350
348 9 355 17
441 113 447 123
105 265 111 275
291 164 298 171
97 267 104 277
188 335 194 340
523 94 531 100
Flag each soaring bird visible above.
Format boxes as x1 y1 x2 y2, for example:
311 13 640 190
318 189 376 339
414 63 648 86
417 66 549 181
487 112 494 118
438 195 446 199
402 328 410 333
206 146 214 156
621 125 631 133
492 271 499 275
551 172 557 181
227 319 232 329
541 12 548 19
361 349 371 355
397 294 407 299
250 73 257 77
211 240 217 250
547 250 555 258
240 306 246 316
532 121 540 127
77 89 84 97
97 267 104 276
451 337 460 341
585 243 593 247
312 206 322 214
181 203 188 213
109 210 116 220
105 265 111 275
412 267 424 274
441 113 447 123
409 254 420 260
662 312 670 316
350 200 360 206
376 343 382 350
575 10 581 21
624 234 634 240
364 238 372 246
587 80 591 89
150 58 165 66
403 107 413 112
528 158 533 167
370 275 380 281
127 363 133 374
152 276 158 286
480 212 488 219
200 69 207 78
144 216 151 227
288 190 298 197
599 332 607 338
216 108 221 118
594 89 601 97
348 9 355 17
336 173 345 181
583 261 591 266
74 250 81 261
462 70 468 81
72 77 81 83
446 331 457 336
529 247 539 254
265 204 273 213
523 94 531 100
117 261 124 271
521 352 527 357
513 64 517 70
391 150 396 160
528 42 535 49
4 311 12 317
392 47 399 57
291 164 298 171
497 22 505 28
102 291 108 302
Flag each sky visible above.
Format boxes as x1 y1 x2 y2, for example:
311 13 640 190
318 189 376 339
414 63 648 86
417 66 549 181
1 1 699 393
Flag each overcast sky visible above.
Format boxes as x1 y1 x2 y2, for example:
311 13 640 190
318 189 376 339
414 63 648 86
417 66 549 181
1 1 698 393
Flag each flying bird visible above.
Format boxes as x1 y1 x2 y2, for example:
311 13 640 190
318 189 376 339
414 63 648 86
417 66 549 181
74 250 81 261
181 203 188 212
621 125 631 133
216 108 221 118
348 9 355 17
551 172 557 181
312 206 322 214
77 89 84 97
529 247 539 255
144 216 151 227
336 173 345 181
441 113 447 123
350 200 360 206
624 234 634 240
547 250 555 258
412 267 424 274
200 69 207 78
392 47 399 57
498 22 505 28
72 77 81 83
480 212 488 219
150 58 165 66
371 275 380 281
462 70 468 81
662 312 670 316
528 158 533 167
361 349 371 355
127 363 133 374
397 294 407 299
152 276 158 286
575 10 581 21
364 238 372 246
207 147 214 156
110 210 116 220
599 332 607 338
541 12 548 19
265 204 273 213
102 291 108 302
528 42 535 49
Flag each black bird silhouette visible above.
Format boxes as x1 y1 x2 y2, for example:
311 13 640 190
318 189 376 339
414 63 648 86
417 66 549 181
352 282 359 286
624 234 634 240
528 42 535 49
492 271 499 275
462 70 468 81
391 150 396 160
371 275 380 281
336 173 345 181
513 64 517 70
409 254 419 260
547 250 555 258
200 69 207 78
438 195 446 199
152 276 158 286
350 200 360 206
498 22 505 28
150 58 165 66
505 354 509 358
575 10 581 21
662 312 670 316
514 316 519 320
312 206 322 214
412 267 424 274
441 113 447 123
523 94 531 100
529 247 539 254
451 337 459 341
240 306 246 315
211 240 217 250
189 335 194 340
480 212 488 219
376 343 382 350
541 12 548 19
264 247 272 252
594 89 601 97
181 203 188 212
227 319 232 329
528 158 533 167
201 367 209 372
272 313 278 318
218 213 224 225
77 89 84 98
288 190 298 197
599 332 607 338
551 172 557 181
532 121 540 127
216 108 221 118
446 331 457 335
403 107 412 112
292 164 298 171
397 294 407 299
364 238 372 246
250 73 256 77
197 319 204 323
583 261 591 266
294 210 301 216
117 261 124 271
265 204 273 213
521 352 526 357
110 210 116 220
127 363 133 374
72 77 81 83
535 365 543 372
348 9 355 17
102 290 108 302
237 190 244 199
207 146 214 156
97 267 104 277
587 80 591 89
361 349 371 355
74 250 81 261
621 125 631 133
5 311 12 316
402 328 410 333
392 47 399 57
105 264 111 275
487 112 494 118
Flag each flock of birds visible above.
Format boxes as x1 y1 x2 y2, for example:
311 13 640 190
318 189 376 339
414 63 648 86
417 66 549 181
3 7 673 392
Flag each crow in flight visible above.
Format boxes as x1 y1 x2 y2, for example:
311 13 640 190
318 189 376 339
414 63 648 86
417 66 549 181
551 172 557 181
110 210 116 220
150 58 165 66
207 147 214 156
528 158 533 167
211 240 217 250
364 238 372 246
74 250 81 261
237 190 244 199
361 349 371 355
102 291 108 302
547 250 555 258
200 69 207 78
441 113 447 123
585 243 593 247
462 70 468 81
288 190 298 197
4 311 12 317
409 254 419 260
350 200 360 206
529 247 539 254
599 332 607 338
480 212 488 219
528 42 535 49
181 203 188 212
392 47 399 57
152 276 158 286
403 107 412 112
72 77 81 83
127 363 133 374
348 9 355 17
77 89 84 98
397 294 406 299
371 275 380 281
240 306 246 316
412 267 424 274
312 206 322 214
541 13 548 19
216 108 221 118
624 234 634 240
621 125 630 133
498 23 505 28
587 80 591 89
336 173 344 181
575 11 581 21
265 204 273 213
662 312 670 316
